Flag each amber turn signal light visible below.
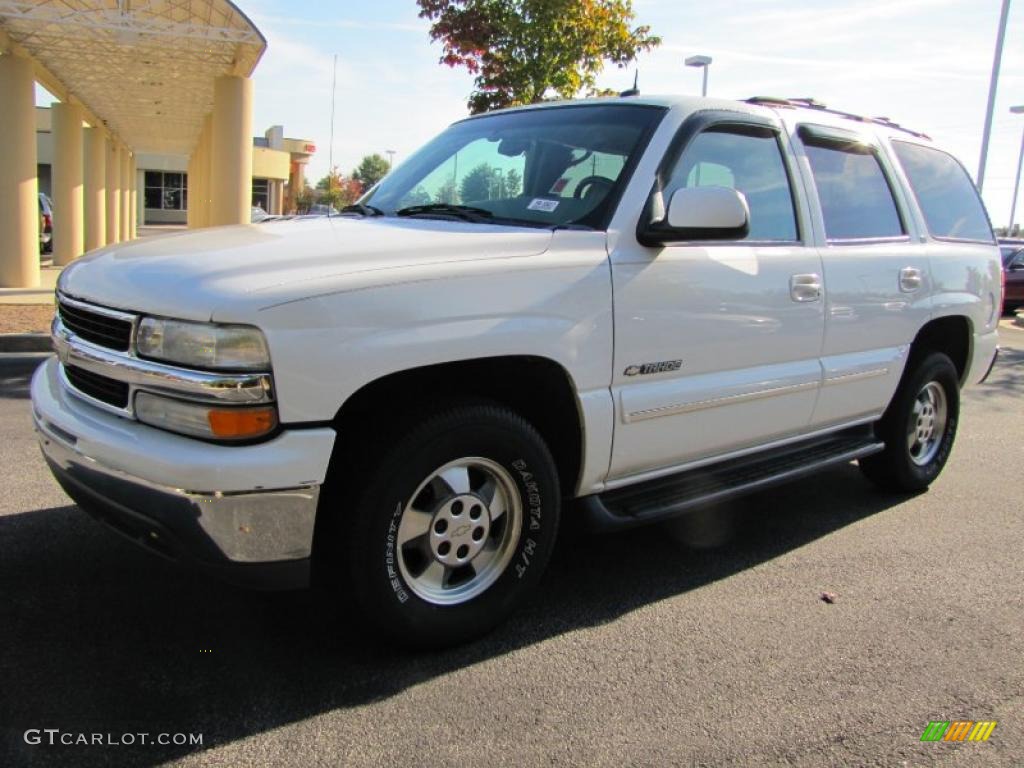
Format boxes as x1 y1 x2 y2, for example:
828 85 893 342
207 406 278 439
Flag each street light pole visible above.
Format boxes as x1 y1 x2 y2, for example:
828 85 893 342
685 55 713 97
1009 106 1024 235
977 0 1011 192
386 149 396 169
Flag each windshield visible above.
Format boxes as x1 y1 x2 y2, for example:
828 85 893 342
362 104 665 229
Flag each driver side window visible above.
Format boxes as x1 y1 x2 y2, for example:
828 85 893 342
666 126 799 242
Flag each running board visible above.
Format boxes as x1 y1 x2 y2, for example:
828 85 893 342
581 426 885 532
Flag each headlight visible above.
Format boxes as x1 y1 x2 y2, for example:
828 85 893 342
136 318 270 371
135 392 277 441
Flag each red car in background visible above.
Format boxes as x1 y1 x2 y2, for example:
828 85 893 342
1002 242 1024 314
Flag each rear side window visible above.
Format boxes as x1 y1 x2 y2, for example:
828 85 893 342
802 138 904 241
666 126 798 241
891 141 994 243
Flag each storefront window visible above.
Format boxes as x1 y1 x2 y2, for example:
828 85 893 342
144 171 188 210
252 178 270 211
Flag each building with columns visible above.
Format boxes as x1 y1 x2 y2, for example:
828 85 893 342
0 1 277 288
37 116 316 225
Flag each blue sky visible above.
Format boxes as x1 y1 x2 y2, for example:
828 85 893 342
242 0 1024 227
31 1 1018 226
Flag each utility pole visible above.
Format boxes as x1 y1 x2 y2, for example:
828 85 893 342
977 0 1011 192
1009 106 1024 234
329 53 338 180
685 55 712 97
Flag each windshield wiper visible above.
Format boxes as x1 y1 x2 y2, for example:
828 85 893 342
394 203 494 222
340 203 384 217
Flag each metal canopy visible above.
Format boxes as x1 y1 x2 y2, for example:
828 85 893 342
0 0 266 154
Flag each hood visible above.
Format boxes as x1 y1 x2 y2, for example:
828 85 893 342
58 217 553 321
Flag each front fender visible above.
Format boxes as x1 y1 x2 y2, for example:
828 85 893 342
245 233 613 426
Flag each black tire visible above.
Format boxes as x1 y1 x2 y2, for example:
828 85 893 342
334 404 560 648
859 351 960 492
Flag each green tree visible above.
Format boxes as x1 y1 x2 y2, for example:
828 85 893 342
314 166 364 209
400 185 434 207
295 184 316 213
505 168 523 197
417 0 660 113
352 154 391 190
435 178 459 205
460 163 500 202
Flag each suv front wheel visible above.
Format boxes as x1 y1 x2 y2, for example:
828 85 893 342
339 405 560 647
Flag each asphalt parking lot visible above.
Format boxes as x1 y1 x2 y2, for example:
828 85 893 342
1 324 1021 767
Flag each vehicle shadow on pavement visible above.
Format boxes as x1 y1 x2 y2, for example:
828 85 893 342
969 344 1023 399
0 463 909 767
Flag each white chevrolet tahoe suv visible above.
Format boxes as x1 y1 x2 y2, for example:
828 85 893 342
32 95 1001 646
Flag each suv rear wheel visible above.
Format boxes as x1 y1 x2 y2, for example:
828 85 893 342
859 351 960 492
336 404 560 647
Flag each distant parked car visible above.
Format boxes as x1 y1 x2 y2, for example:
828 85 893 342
1002 244 1024 313
307 203 339 216
39 193 53 254
251 205 269 222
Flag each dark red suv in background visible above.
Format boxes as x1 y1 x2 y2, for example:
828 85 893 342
1002 241 1024 314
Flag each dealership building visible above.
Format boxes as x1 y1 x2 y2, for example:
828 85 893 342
0 0 304 288
36 110 315 224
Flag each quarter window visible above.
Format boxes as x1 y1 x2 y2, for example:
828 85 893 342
666 126 798 241
802 138 904 241
891 141 994 243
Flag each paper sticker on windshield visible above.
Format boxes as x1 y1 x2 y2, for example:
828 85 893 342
527 198 560 213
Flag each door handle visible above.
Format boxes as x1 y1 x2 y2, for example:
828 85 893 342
899 267 923 293
790 273 822 303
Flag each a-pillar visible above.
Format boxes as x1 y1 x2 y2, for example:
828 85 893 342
0 54 39 287
119 146 131 241
83 126 107 252
52 102 85 266
105 140 121 244
210 75 253 226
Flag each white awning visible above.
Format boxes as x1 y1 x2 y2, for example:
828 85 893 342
0 0 266 154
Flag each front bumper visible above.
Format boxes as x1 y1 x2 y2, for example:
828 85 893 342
31 358 335 589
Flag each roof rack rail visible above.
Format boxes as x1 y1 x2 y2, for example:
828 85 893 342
744 96 930 140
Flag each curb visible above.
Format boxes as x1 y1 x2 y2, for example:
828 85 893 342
0 334 52 353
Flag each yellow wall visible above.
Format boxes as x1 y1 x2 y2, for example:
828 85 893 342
252 146 289 181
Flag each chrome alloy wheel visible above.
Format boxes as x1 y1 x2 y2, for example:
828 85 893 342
906 381 948 466
395 457 522 605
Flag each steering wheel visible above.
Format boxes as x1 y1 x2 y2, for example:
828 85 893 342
573 175 615 201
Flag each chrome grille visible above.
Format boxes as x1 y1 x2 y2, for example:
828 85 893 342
58 297 133 351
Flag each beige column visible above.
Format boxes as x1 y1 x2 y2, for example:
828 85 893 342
0 55 39 287
193 114 212 227
129 156 137 237
83 127 107 252
211 75 253 226
119 147 131 241
52 102 85 266
186 152 198 228
273 180 284 215
105 140 121 244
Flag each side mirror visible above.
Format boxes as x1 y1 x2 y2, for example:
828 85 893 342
639 186 750 245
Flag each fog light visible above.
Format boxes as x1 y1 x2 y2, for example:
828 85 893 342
135 392 277 441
